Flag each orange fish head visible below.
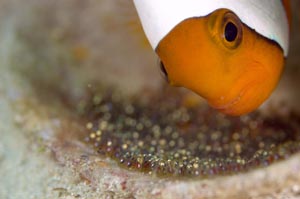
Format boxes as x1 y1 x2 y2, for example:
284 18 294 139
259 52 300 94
156 9 284 116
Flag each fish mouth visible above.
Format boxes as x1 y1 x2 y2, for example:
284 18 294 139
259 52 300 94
209 82 256 116
213 92 244 115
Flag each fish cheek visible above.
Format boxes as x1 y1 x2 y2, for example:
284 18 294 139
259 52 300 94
217 28 285 115
155 18 218 89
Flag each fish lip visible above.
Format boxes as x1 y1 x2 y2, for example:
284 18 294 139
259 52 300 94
212 91 244 114
210 82 254 115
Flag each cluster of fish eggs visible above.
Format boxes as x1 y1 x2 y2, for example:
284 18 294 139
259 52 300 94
82 88 300 177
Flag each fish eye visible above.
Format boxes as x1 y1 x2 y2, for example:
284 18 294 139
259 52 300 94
224 22 238 42
159 60 169 82
221 11 243 49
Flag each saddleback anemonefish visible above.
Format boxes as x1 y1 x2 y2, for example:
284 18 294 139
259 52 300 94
133 0 290 116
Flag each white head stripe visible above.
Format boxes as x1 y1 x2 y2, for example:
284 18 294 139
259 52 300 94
133 0 289 56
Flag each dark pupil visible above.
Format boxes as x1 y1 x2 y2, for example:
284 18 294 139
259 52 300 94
224 22 238 42
159 61 169 80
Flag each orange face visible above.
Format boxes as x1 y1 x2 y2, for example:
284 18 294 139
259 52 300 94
156 9 284 116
